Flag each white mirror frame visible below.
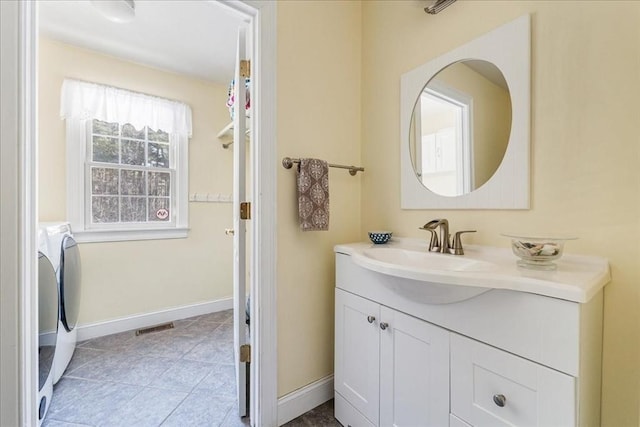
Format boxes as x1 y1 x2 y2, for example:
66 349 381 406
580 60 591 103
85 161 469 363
401 14 530 209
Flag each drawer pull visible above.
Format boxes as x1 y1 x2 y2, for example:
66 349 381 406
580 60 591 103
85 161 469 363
493 394 507 407
367 316 376 324
380 322 389 330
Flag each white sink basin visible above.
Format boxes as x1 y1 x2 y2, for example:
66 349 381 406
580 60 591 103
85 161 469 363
335 238 611 304
361 247 497 273
351 245 497 304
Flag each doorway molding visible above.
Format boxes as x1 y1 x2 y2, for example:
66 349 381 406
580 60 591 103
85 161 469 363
1 1 37 425
6 1 278 425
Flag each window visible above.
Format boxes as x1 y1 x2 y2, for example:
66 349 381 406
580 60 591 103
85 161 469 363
89 120 173 225
61 79 191 242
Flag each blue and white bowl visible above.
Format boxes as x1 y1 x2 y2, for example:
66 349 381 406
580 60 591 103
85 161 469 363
368 231 392 245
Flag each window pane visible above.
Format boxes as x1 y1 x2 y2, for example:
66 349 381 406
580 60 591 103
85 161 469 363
121 197 147 222
148 128 169 143
121 170 146 195
93 119 118 136
91 167 119 195
121 139 145 166
92 196 119 223
122 123 145 139
92 136 119 163
148 198 170 222
148 143 170 168
148 172 171 196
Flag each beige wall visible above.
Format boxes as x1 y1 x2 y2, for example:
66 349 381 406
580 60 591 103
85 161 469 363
361 1 640 425
276 1 362 396
38 38 234 325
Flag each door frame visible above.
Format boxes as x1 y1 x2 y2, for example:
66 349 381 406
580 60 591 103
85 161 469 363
424 80 474 194
5 1 278 425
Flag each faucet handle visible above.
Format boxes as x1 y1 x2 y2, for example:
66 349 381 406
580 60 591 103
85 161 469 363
452 230 476 255
419 226 440 252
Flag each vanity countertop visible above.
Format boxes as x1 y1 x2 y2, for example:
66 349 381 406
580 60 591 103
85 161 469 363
334 238 611 303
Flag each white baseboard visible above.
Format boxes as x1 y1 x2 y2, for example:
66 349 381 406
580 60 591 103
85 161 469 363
277 375 334 426
76 298 233 341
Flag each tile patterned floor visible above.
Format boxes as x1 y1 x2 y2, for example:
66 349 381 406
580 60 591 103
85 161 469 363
282 400 340 427
43 310 249 427
43 309 340 427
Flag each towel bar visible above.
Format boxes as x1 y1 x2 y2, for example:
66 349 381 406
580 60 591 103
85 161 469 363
281 157 364 176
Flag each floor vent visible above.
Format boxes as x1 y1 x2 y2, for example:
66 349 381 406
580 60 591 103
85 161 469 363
135 322 174 336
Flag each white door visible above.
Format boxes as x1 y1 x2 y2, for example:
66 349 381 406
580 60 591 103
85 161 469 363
233 27 249 418
334 289 381 426
379 306 450 427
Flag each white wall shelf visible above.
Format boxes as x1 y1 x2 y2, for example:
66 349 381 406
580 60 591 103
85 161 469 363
216 116 251 148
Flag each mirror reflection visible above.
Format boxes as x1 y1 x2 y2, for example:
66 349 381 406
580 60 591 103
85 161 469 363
409 59 512 197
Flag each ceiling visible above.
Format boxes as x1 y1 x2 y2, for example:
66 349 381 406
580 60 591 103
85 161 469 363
38 0 247 84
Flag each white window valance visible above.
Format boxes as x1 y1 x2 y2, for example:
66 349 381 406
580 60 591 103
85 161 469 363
60 79 192 137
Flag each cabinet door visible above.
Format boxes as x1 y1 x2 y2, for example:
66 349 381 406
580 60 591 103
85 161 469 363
379 306 450 427
335 289 381 425
451 334 575 427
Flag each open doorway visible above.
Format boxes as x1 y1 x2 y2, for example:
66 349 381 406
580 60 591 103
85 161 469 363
35 1 255 425
3 1 276 425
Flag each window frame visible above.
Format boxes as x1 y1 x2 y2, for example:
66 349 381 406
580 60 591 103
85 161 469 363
67 117 189 243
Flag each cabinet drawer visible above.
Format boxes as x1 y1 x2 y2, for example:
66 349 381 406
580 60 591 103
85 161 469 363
451 334 576 427
335 392 376 427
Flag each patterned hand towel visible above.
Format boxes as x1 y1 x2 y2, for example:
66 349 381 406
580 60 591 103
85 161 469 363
297 158 329 231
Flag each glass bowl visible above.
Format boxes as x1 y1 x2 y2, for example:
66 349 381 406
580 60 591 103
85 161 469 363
502 234 577 270
368 231 392 245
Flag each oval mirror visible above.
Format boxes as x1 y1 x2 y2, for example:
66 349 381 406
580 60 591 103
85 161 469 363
409 59 512 197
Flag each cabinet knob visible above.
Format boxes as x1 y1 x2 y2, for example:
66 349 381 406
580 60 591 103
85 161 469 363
367 316 376 324
493 394 506 407
379 322 389 330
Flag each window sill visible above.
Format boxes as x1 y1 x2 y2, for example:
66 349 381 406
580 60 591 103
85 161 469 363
73 227 189 243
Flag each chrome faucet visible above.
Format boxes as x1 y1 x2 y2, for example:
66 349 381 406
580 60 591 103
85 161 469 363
419 218 476 255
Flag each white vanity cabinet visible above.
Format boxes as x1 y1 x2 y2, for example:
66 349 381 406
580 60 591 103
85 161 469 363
335 289 449 427
334 250 606 427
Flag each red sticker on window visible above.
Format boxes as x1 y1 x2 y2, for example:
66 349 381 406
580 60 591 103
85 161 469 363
156 208 169 220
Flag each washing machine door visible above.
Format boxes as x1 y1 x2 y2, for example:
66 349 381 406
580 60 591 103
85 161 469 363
38 252 58 391
60 236 81 332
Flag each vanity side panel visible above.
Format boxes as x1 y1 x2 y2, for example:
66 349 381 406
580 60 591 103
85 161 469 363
336 253 581 376
578 290 603 426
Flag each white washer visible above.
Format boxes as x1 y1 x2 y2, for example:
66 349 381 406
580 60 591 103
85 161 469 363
41 222 82 384
37 229 58 424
